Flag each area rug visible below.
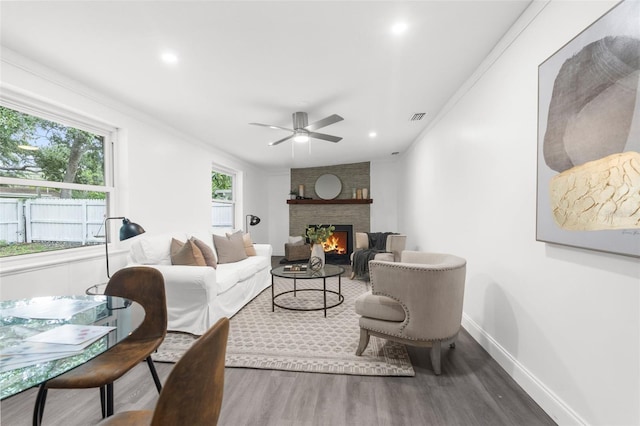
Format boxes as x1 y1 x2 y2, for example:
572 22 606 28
154 276 414 376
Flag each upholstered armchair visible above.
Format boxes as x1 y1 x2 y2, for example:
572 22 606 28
350 232 406 279
284 236 311 262
355 251 466 375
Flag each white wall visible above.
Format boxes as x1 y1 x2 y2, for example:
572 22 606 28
370 159 400 232
267 169 291 255
0 47 269 298
399 2 639 425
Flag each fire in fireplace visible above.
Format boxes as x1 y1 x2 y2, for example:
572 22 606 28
308 224 353 265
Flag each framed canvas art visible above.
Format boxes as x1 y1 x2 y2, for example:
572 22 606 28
537 0 640 258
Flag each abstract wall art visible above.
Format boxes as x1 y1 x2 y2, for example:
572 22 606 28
537 0 640 257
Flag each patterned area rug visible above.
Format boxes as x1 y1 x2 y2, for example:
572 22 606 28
154 276 414 376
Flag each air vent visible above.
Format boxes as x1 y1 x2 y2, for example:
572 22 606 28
409 112 427 121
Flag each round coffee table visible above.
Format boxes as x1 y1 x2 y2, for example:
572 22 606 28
270 264 345 317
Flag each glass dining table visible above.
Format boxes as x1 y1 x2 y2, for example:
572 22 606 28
0 295 140 400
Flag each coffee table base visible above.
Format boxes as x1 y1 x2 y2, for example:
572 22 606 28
272 289 344 317
270 265 345 317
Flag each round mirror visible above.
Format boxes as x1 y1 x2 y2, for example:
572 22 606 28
315 174 342 200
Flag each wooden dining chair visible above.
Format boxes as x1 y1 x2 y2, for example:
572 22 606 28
97 317 230 426
33 267 167 425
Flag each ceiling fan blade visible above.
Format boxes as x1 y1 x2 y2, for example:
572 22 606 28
249 122 294 132
268 134 295 146
304 114 344 132
309 132 342 143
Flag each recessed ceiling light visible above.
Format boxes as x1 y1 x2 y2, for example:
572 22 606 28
391 22 408 35
369 132 377 138
160 51 178 64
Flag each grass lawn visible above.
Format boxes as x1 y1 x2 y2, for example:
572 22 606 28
0 241 85 257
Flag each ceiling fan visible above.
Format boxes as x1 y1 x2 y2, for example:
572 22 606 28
250 112 343 146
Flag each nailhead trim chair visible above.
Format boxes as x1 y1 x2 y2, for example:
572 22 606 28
33 267 167 425
97 317 230 426
355 251 466 375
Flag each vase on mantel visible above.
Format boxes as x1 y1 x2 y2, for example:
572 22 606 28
309 243 325 271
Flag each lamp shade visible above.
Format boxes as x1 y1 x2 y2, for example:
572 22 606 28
119 218 145 240
104 216 145 278
245 214 261 232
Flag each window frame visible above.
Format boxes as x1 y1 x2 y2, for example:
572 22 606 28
211 165 237 230
0 87 117 256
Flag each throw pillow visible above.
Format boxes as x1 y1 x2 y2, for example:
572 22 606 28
244 233 257 256
288 235 304 244
190 237 217 268
171 238 206 266
170 238 184 257
213 232 248 264
226 231 257 256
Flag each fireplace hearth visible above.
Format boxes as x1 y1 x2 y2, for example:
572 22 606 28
308 224 353 265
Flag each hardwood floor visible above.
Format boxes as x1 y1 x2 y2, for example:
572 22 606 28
0 258 556 425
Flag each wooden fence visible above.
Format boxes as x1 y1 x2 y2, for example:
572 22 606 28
0 198 235 244
0 198 105 244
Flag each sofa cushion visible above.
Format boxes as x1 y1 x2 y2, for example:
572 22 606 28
191 237 217 268
214 267 241 295
213 232 248 264
218 258 257 282
170 238 206 266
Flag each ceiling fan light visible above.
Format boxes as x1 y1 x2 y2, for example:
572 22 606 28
293 132 309 143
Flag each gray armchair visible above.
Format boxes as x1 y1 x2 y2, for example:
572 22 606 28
350 232 406 279
354 251 466 375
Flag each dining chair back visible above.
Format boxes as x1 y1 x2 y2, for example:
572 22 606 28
33 267 167 425
98 317 230 426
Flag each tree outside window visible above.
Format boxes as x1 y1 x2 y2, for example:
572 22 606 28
0 105 110 257
211 170 234 228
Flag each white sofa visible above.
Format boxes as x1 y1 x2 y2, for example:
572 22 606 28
127 232 272 335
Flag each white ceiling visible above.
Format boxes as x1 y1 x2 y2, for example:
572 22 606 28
1 1 531 169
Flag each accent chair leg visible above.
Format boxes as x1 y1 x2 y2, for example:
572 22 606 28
430 341 442 375
355 328 370 356
146 356 162 392
32 384 47 426
350 271 356 280
449 341 456 349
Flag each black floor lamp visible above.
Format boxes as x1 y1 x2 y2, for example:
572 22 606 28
104 217 145 278
245 214 261 233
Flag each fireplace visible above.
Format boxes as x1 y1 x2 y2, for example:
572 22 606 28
308 224 353 265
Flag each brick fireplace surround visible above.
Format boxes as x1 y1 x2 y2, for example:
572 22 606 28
289 162 371 255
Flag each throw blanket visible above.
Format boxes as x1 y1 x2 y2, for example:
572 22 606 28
352 232 394 278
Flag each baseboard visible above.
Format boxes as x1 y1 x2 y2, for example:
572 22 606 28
462 314 587 426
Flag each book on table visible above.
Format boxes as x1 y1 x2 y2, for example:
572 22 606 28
283 264 308 273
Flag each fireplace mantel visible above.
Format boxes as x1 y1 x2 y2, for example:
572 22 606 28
287 199 372 205
289 162 371 238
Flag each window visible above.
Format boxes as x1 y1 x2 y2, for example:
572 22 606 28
0 102 113 257
211 168 235 229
